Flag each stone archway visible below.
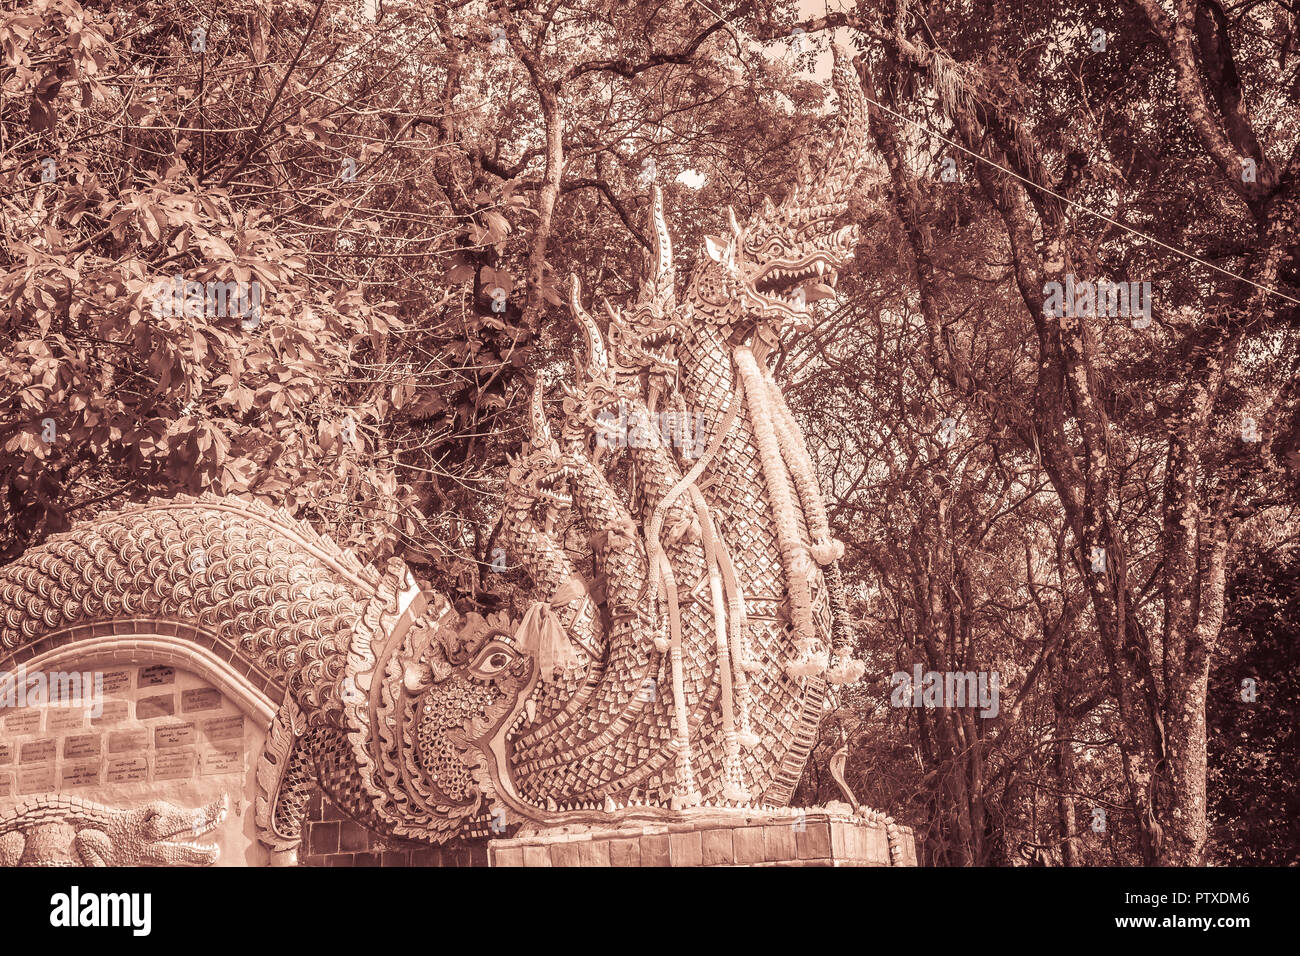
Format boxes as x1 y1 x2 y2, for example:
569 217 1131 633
1 623 277 866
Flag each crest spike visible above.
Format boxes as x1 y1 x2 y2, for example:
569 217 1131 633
601 297 620 324
529 381 553 447
727 205 742 238
648 185 675 308
569 275 609 377
813 43 870 205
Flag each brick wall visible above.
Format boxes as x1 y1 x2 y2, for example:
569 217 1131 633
297 798 917 868
297 791 488 867
488 812 918 867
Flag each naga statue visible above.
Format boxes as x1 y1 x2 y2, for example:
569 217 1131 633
0 45 892 861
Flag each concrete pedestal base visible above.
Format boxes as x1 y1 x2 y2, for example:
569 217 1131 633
488 807 918 867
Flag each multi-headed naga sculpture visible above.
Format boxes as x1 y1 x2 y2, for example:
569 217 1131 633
0 45 882 860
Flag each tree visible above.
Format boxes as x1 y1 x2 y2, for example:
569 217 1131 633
780 0 1299 864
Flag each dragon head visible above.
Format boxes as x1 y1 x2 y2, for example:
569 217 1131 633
687 44 869 339
606 303 679 382
331 575 542 845
565 186 681 396
504 384 576 515
341 606 539 842
410 626 536 821
116 796 228 865
607 186 681 382
559 279 642 458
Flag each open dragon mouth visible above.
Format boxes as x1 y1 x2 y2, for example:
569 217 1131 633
529 463 576 507
752 255 840 309
630 326 679 369
151 799 227 863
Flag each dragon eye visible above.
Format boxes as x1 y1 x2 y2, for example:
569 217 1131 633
469 640 518 677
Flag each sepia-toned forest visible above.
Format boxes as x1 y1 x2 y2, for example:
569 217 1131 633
1 0 1295 866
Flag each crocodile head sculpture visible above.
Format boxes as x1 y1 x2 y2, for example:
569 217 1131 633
120 797 228 865
0 795 227 867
